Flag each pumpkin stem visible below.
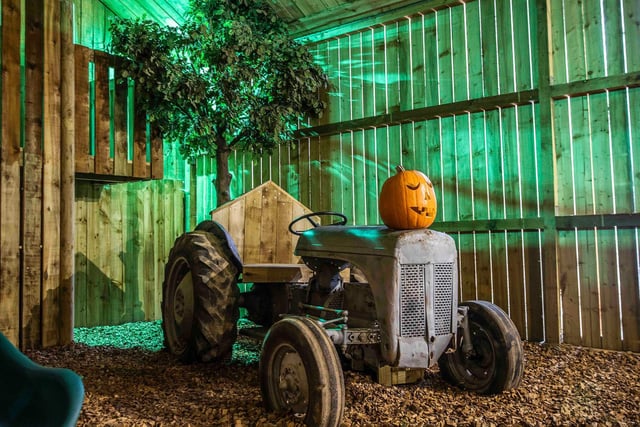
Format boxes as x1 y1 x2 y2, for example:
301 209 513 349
395 165 405 173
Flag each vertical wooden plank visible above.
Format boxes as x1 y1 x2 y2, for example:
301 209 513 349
548 0 567 84
507 231 527 336
113 74 129 176
133 184 147 322
465 1 484 98
373 25 387 115
580 229 602 347
459 233 478 302
588 93 613 214
571 96 593 214
364 128 379 225
339 35 351 121
360 28 375 118
397 17 412 111
538 0 561 343
491 231 510 312
352 130 367 224
375 126 390 216
22 0 44 347
86 185 99 326
142 184 155 320
603 0 623 76
524 230 544 341
456 114 472 220
42 0 62 346
518 104 540 218
60 0 75 343
496 0 515 93
110 184 125 324
598 228 623 349
75 45 93 173
440 116 457 221
74 184 89 328
423 11 439 106
228 199 246 263
341 133 354 222
133 111 149 178
298 138 311 209
243 187 262 264
98 186 113 324
451 4 467 102
582 0 606 79
326 39 341 124
558 229 581 345
554 98 574 215
0 0 22 344
259 184 277 263
426 119 443 223
437 8 453 104
623 0 640 73
94 51 113 175
620 229 640 352
609 90 632 213
275 193 294 264
410 14 426 109
480 0 499 96
501 107 521 218
564 0 586 82
485 109 505 219
513 0 533 90
471 111 489 220
350 33 364 120
475 233 494 302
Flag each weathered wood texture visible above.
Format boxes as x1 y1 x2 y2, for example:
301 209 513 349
210 181 312 265
74 180 185 327
74 46 162 180
180 0 639 351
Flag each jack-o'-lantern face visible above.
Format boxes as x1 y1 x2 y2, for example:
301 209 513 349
378 165 437 230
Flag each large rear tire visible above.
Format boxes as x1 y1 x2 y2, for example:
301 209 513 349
438 300 524 394
259 317 344 427
162 231 240 363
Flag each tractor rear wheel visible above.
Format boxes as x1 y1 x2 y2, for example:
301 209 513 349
438 300 524 394
260 316 344 427
162 231 240 363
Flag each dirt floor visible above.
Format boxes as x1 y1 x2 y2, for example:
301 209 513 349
25 322 640 426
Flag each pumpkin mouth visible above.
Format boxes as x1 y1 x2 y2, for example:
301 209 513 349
410 206 434 216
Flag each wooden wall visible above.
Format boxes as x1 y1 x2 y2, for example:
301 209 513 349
186 0 640 352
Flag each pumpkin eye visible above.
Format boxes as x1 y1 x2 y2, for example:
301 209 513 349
406 183 420 190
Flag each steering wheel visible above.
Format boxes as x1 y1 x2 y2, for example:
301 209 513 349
288 211 348 236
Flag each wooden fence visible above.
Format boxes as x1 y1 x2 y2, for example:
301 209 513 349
184 0 640 352
74 180 184 327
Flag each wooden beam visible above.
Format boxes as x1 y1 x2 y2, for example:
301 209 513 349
295 90 538 139
537 0 561 344
1 0 23 346
555 214 640 230
60 0 75 345
431 217 545 233
550 71 640 99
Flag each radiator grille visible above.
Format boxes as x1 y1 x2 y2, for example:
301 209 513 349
433 263 454 335
400 264 426 337
400 263 455 338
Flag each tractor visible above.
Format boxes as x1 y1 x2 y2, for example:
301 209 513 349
160 211 524 427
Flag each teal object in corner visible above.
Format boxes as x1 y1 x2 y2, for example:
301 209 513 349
0 332 84 427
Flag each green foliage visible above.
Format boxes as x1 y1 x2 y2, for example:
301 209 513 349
109 0 328 163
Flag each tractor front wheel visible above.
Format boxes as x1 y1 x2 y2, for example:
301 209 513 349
438 300 524 394
259 316 344 427
162 231 240 363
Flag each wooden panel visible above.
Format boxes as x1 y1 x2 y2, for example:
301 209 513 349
94 51 113 175
133 111 149 178
22 0 45 348
1 0 23 345
113 77 129 176
75 45 93 173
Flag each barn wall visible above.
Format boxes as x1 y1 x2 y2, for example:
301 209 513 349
185 0 640 351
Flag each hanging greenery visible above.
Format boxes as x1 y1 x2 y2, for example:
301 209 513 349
109 0 328 205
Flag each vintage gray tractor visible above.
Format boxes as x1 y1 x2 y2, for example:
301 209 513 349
161 212 524 427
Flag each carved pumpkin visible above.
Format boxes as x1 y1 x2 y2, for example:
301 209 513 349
378 165 437 229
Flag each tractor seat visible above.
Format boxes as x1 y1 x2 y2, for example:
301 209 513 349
0 332 84 427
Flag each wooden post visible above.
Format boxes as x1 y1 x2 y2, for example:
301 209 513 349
42 0 62 347
537 0 561 344
22 0 45 349
1 0 23 346
60 0 76 345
